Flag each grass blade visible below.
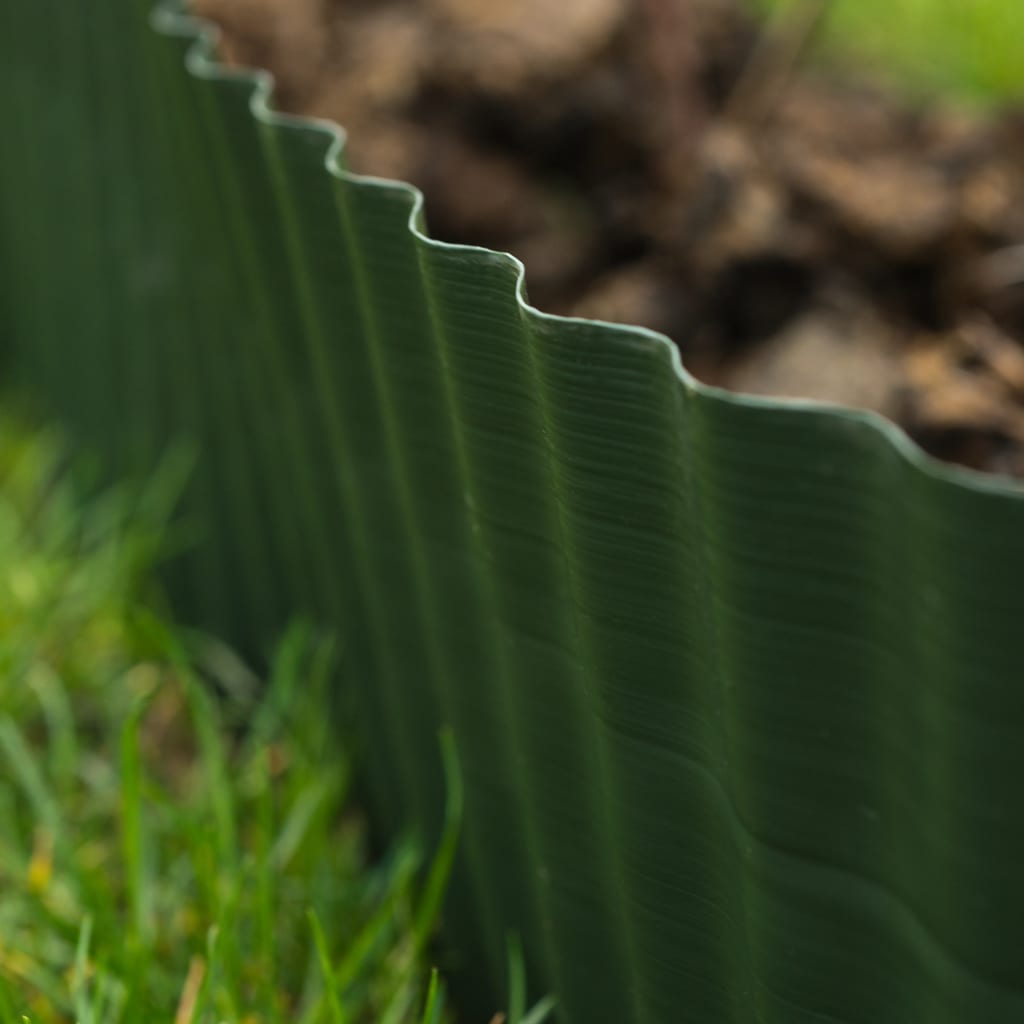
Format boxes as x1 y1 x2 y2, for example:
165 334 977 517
413 730 462 956
308 909 347 1024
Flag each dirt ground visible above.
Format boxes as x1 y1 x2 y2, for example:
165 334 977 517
193 0 1024 479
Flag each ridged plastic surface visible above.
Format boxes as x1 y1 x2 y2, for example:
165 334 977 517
3 2 1024 1021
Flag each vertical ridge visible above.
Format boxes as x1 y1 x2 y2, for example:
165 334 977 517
522 313 655 1024
234 122 427 829
332 169 517 990
194 80 331 628
412 240 576 1015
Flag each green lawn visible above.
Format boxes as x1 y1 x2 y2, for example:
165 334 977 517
0 418 553 1024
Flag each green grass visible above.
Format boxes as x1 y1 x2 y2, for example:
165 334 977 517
752 0 1024 104
0 418 553 1024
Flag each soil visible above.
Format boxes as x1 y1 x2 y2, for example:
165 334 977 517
193 0 1024 479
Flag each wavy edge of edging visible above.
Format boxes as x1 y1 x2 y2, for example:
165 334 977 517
149 0 1024 506
141 2 1024 1009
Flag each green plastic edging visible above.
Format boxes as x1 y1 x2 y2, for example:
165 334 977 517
2 2 1024 1021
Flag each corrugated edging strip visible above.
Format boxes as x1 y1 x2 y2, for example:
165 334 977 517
3 1 1024 1021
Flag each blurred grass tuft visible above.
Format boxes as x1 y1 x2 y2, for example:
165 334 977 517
0 416 551 1024
752 0 1024 103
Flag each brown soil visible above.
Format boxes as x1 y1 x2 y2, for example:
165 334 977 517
193 0 1024 478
